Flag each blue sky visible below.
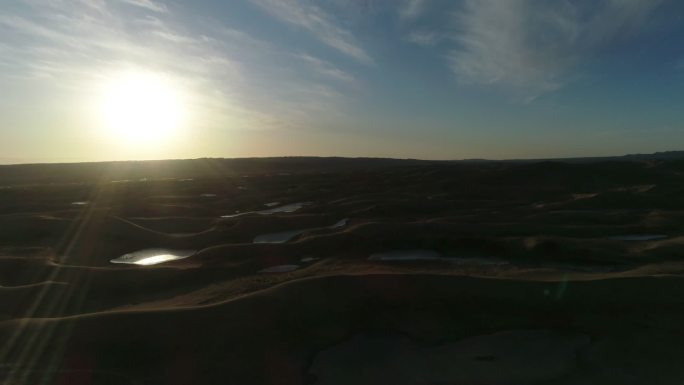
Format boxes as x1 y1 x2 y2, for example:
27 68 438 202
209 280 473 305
1 0 683 163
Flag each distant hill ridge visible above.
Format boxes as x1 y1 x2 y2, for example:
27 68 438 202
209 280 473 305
501 150 684 163
0 151 682 186
620 151 684 161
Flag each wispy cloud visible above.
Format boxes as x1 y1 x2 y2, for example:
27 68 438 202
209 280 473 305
405 30 440 46
296 53 359 87
250 0 373 65
118 0 168 14
448 0 664 100
0 0 359 131
399 0 428 21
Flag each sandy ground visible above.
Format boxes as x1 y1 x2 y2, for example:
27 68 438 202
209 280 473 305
1 157 684 384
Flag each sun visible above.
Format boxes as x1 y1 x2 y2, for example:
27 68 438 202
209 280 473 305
98 70 186 143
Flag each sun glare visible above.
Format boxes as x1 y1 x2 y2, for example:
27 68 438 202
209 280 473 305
98 71 186 143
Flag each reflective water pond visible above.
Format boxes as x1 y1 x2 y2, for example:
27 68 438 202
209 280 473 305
221 202 310 218
258 264 300 273
608 234 667 241
253 229 305 244
260 202 310 214
368 249 442 261
253 218 349 244
110 248 196 265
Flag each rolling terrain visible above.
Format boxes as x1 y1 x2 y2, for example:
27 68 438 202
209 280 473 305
2 156 684 384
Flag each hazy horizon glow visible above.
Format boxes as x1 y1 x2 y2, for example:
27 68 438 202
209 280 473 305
1 0 683 163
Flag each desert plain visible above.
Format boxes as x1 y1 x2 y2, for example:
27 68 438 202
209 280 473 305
2 156 684 384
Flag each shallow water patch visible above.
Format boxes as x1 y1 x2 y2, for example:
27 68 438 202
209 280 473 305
449 256 508 265
221 202 310 218
330 218 348 228
369 250 507 265
608 234 667 241
252 218 348 244
368 250 442 261
110 248 196 266
253 229 305 244
258 264 299 273
220 211 251 219
260 202 310 214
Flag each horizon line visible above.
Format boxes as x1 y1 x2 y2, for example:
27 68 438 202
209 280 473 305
1 150 683 167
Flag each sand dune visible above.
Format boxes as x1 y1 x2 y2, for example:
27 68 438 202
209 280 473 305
2 157 684 384
4 274 684 384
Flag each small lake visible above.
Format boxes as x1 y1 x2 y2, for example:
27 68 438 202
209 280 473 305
253 218 349 244
258 264 299 273
221 202 310 218
608 234 667 241
330 218 348 228
110 248 196 265
368 250 507 265
369 250 442 261
254 229 305 244
260 202 310 214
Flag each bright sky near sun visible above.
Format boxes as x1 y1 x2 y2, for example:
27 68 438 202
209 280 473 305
0 0 683 163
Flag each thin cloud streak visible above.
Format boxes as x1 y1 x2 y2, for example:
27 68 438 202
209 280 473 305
250 0 373 65
448 0 664 100
405 30 440 46
0 0 355 131
296 53 359 87
118 0 169 13
399 0 428 20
